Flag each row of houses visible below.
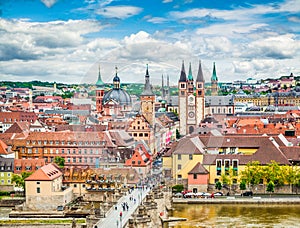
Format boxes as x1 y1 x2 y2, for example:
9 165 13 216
162 132 300 193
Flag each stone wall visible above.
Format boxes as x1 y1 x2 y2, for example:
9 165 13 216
26 194 67 210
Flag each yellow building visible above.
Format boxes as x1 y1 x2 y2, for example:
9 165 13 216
163 134 293 191
25 163 73 210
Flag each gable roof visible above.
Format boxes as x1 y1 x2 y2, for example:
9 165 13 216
0 140 8 155
188 162 209 174
25 163 62 181
5 122 30 134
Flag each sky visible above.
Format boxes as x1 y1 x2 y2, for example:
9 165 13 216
0 0 299 85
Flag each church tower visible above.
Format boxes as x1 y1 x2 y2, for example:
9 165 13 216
178 61 188 136
140 64 155 127
196 60 205 125
96 65 105 113
211 62 219 96
178 61 205 136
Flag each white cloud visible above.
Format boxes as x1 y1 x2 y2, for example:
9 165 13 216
41 0 58 8
96 5 143 19
247 34 300 59
146 17 168 24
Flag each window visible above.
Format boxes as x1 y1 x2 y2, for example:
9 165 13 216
90 149 93 154
37 182 40 184
224 160 230 175
216 159 222 176
73 157 76 163
73 149 76 154
37 187 40 193
67 149 70 154
177 175 182 179
178 164 181 170
189 154 193 160
132 161 135 165
138 161 141 165
232 160 238 176
178 154 181 160
193 174 197 179
61 149 64 154
180 84 185 88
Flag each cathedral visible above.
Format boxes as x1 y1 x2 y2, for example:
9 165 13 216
95 66 132 118
178 61 205 136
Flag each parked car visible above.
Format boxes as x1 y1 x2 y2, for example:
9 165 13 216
201 192 212 198
214 192 224 196
241 191 253 196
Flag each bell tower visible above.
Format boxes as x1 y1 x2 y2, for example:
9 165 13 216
140 64 155 127
196 60 205 125
96 65 105 113
178 61 188 136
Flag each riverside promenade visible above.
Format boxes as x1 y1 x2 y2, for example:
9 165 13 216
172 195 300 204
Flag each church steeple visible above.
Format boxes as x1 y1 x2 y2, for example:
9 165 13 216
188 62 193 81
96 65 105 87
161 74 165 99
211 62 219 96
211 62 218 81
196 60 204 82
141 64 154 96
179 60 187 82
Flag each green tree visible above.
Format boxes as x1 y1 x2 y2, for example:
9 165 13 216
12 172 33 194
54 156 65 169
215 181 222 191
266 181 275 195
283 165 297 194
172 184 184 193
241 161 263 190
263 161 285 187
221 168 237 193
240 180 247 195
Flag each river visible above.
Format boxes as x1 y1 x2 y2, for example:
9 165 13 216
171 204 300 227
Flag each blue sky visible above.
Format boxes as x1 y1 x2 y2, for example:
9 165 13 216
0 0 299 85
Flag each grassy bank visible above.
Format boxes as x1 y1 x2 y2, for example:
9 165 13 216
0 218 86 225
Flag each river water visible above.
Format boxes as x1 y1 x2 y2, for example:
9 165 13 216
171 204 300 227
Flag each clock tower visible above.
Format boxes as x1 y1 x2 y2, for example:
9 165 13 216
140 64 155 127
178 61 205 136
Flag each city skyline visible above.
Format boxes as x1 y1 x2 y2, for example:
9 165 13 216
0 0 299 85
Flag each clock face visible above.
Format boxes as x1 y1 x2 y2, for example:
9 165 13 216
188 111 195 118
189 96 194 102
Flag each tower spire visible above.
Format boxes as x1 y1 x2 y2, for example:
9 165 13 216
96 64 105 87
188 62 193 81
179 60 187 82
196 60 204 82
211 62 218 81
141 64 154 96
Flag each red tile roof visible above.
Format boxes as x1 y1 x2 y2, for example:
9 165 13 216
25 163 62 181
188 162 209 174
0 140 8 155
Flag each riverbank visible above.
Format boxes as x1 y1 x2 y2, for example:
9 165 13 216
172 196 300 204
